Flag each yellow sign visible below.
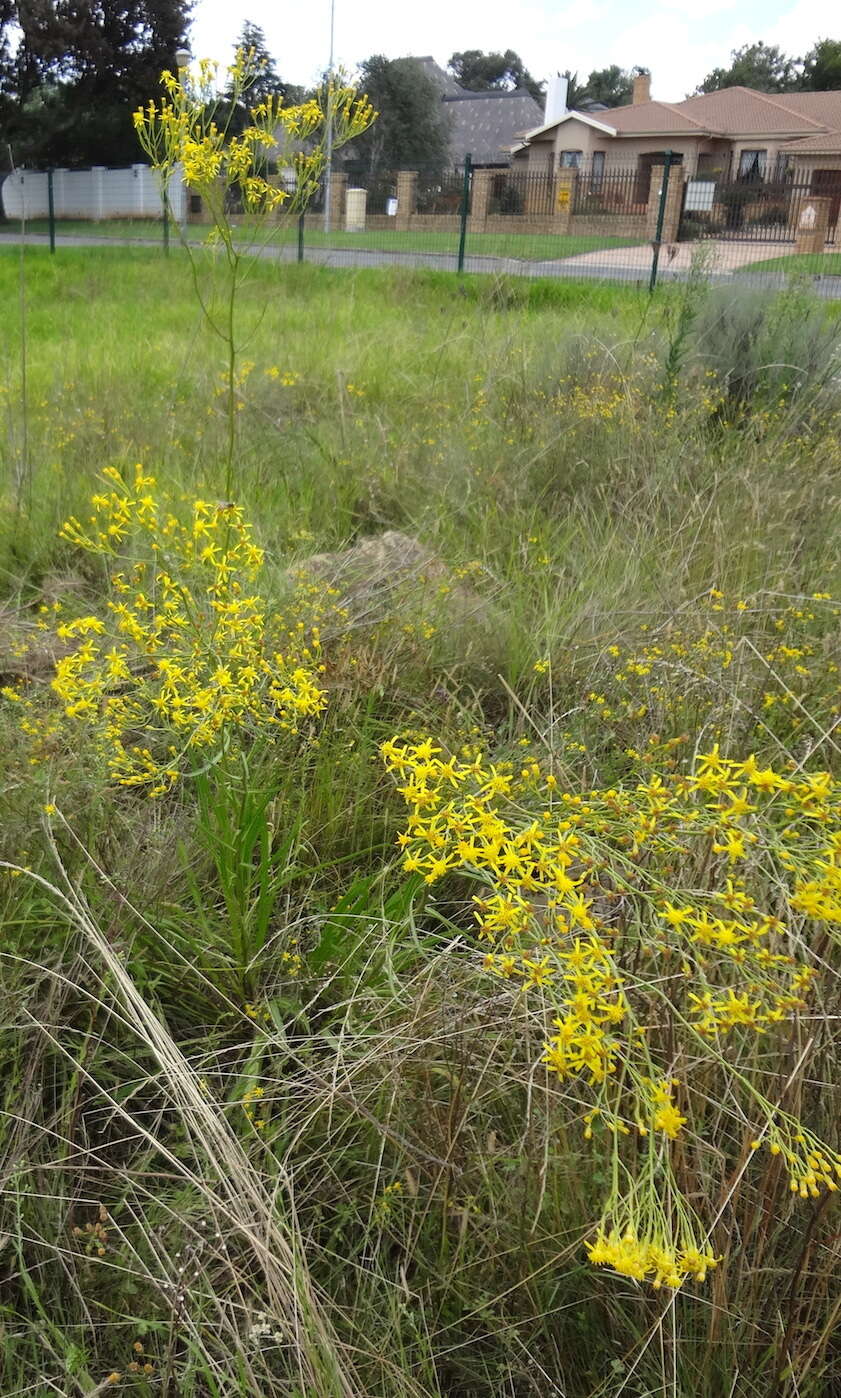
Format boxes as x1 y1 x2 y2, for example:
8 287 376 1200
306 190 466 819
556 187 571 209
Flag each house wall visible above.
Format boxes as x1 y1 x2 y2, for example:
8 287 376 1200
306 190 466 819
592 136 709 172
513 124 722 176
1 165 187 221
513 110 841 187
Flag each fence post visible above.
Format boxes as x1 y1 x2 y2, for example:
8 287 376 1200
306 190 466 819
794 195 832 255
47 168 55 253
457 154 472 274
553 168 576 233
328 171 347 231
297 210 305 263
162 187 170 256
395 171 417 232
470 169 492 233
648 150 673 293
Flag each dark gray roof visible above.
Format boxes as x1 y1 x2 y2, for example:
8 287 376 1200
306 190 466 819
443 89 545 166
395 57 546 167
414 55 464 98
374 56 544 169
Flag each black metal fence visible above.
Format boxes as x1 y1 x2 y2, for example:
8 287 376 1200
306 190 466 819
679 173 841 246
572 167 646 217
487 170 551 217
4 156 841 297
354 175 395 217
415 171 468 216
485 166 646 219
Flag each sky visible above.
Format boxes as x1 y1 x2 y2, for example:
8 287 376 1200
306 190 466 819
189 0 834 99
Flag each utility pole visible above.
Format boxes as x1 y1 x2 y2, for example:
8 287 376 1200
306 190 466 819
322 0 336 233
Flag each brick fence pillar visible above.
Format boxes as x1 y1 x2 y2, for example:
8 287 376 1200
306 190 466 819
794 195 831 255
329 171 347 227
646 164 685 243
554 169 577 232
470 169 493 232
395 170 417 231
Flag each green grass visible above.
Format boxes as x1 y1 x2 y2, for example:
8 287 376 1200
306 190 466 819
1 247 840 1398
10 216 643 261
738 249 841 275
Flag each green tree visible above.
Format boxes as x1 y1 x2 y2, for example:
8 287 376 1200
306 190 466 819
577 64 648 108
7 0 192 167
219 21 303 140
228 21 302 106
0 1 17 147
447 48 543 103
561 69 587 110
697 42 799 94
800 38 841 90
351 55 451 180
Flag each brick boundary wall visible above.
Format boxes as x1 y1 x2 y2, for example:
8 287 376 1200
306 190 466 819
301 211 649 238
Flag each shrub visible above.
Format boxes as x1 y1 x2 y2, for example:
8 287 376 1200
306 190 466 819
692 282 841 417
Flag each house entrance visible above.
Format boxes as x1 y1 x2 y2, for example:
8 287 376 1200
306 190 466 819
635 152 683 204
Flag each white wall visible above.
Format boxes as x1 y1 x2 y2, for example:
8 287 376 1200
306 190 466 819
1 164 187 221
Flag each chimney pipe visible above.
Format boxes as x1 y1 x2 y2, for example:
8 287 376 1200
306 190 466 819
544 74 569 126
632 72 651 104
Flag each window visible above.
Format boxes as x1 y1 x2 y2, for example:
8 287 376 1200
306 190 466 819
738 149 766 180
559 150 582 169
591 151 605 187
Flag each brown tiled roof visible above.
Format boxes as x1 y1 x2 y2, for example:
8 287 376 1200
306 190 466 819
669 87 824 134
780 131 841 154
608 99 710 134
770 92 841 127
519 81 841 158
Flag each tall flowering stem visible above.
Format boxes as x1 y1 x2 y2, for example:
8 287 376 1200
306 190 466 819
133 50 375 500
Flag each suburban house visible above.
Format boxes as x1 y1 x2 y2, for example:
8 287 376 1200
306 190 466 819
415 57 544 169
512 73 841 214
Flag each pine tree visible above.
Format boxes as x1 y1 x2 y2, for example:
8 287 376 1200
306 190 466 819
219 21 302 139
351 56 451 181
7 0 192 167
697 42 799 95
800 39 841 91
448 49 543 104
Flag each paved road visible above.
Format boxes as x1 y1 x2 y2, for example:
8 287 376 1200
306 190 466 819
2 230 839 298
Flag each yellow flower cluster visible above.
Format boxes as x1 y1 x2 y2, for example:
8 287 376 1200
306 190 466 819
133 50 375 222
242 1084 266 1130
586 1227 718 1288
8 468 327 794
381 734 841 1284
382 737 836 1038
584 588 840 750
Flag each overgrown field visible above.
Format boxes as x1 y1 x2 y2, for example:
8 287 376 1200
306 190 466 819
1 248 840 1398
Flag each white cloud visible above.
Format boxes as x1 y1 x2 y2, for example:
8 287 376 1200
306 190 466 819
185 0 836 96
657 0 738 17
768 0 833 53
